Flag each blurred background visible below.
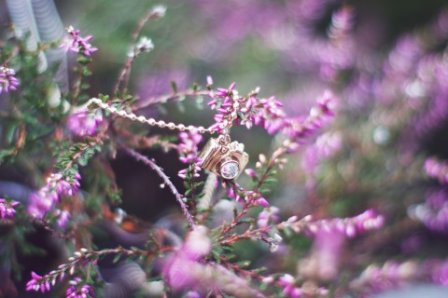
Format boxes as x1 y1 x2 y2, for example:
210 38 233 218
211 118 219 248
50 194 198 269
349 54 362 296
1 0 448 297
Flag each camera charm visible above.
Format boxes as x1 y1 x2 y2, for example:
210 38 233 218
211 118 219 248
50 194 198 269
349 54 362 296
86 98 249 180
199 134 249 180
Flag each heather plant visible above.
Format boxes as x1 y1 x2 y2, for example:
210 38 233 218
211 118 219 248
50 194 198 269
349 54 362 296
0 1 448 298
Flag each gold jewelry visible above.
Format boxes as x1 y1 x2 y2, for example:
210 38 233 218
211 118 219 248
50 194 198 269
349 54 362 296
199 135 248 180
86 98 249 180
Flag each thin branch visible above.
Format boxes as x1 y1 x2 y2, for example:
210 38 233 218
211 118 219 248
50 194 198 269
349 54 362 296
113 9 164 96
122 146 196 228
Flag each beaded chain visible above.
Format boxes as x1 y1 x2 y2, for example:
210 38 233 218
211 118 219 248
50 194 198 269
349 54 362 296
86 97 216 135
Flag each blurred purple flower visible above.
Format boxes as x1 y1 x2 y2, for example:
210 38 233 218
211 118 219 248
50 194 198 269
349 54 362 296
66 278 94 298
67 108 103 137
257 206 280 228
351 258 448 294
61 26 98 56
178 130 203 164
278 274 302 298
424 157 448 185
0 66 19 94
28 172 81 219
26 271 50 293
276 273 328 298
282 91 337 144
163 226 211 290
286 209 384 238
408 189 448 233
302 132 342 173
57 210 71 228
0 198 19 219
432 262 448 286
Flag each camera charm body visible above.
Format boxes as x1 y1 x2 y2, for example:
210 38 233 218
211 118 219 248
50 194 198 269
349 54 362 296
199 135 249 180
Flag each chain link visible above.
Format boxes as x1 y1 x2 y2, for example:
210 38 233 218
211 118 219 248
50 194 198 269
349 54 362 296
86 98 215 135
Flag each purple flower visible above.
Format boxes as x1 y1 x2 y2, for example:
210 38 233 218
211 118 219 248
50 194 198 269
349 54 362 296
278 274 302 298
328 6 354 41
57 210 71 228
254 197 269 207
424 157 448 184
178 130 203 164
209 83 288 134
301 132 342 182
163 257 196 291
182 226 211 260
28 172 81 219
185 291 202 298
432 261 448 286
257 206 280 228
0 66 19 94
254 96 286 134
0 198 19 219
177 130 203 179
244 168 257 178
26 271 51 293
299 230 346 281
286 209 384 238
61 26 98 56
208 82 239 133
283 91 337 143
67 107 103 137
66 278 94 298
163 226 211 290
207 84 336 147
408 189 448 233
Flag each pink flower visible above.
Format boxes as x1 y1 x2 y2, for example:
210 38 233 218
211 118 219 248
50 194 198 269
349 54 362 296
177 130 203 179
66 278 95 298
278 274 302 298
432 262 448 286
67 108 103 137
26 271 51 293
257 207 280 228
182 226 211 260
408 189 448 232
254 197 269 207
295 209 384 238
28 172 81 219
244 168 257 178
57 210 71 228
163 226 211 290
301 230 345 280
61 26 98 56
424 157 448 184
0 198 19 219
302 132 342 173
178 130 203 164
0 66 19 94
283 91 337 143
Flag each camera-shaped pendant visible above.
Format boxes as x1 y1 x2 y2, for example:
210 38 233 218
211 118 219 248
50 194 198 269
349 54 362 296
199 137 249 180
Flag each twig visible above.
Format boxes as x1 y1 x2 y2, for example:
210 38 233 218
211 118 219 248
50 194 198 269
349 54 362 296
122 146 196 228
113 9 164 96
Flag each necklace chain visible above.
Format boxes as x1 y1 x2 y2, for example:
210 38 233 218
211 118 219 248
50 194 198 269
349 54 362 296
87 98 216 135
